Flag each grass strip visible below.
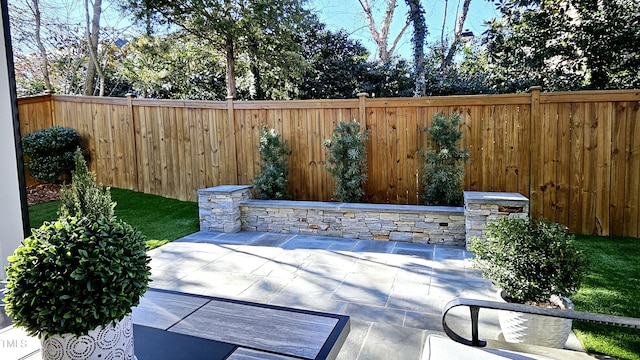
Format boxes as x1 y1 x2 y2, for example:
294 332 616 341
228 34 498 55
572 235 640 360
28 188 199 250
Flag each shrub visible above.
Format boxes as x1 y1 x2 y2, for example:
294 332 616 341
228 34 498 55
3 147 150 337
3 216 150 337
468 217 588 304
59 148 115 220
252 127 290 200
323 120 368 202
420 112 469 206
22 126 82 183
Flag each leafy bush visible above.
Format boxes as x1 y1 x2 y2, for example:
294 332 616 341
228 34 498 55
468 217 588 304
59 149 115 220
420 113 469 206
22 126 82 183
3 216 150 337
252 127 290 200
323 120 368 202
3 149 150 337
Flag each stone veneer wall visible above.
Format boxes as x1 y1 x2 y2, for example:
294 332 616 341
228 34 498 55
240 200 465 246
464 191 530 249
198 186 530 247
198 185 252 233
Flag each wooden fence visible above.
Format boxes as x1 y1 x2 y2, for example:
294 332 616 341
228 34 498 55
17 89 640 238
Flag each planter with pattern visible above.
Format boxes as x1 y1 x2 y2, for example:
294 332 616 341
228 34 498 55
41 315 136 360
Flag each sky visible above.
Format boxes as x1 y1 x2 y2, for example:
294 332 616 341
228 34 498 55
36 0 501 62
310 0 501 60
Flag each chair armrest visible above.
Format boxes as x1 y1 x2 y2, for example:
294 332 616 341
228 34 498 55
442 298 640 347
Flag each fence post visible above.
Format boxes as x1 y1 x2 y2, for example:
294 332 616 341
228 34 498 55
529 86 542 220
45 90 56 129
226 96 239 185
357 92 368 130
126 93 141 192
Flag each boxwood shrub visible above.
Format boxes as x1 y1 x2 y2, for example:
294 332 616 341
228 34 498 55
22 126 82 183
3 216 151 337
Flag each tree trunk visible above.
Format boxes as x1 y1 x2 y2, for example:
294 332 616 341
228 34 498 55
30 0 52 92
405 0 426 96
442 0 472 70
225 35 236 98
83 0 103 96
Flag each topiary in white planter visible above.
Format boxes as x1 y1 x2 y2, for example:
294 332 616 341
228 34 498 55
468 218 588 348
3 149 150 359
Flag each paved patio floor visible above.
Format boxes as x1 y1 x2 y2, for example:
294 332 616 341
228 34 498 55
145 231 502 359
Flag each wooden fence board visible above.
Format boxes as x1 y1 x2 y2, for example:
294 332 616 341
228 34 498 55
595 102 612 236
582 103 598 235
542 103 558 221
624 102 640 237
610 102 628 236
529 89 543 220
482 105 496 192
366 107 385 203
568 103 584 233
16 91 640 238
468 106 482 191
517 104 531 198
494 105 506 192
556 103 571 227
396 106 409 204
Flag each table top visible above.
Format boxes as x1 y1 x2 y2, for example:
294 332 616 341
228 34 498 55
0 288 350 360
133 288 351 360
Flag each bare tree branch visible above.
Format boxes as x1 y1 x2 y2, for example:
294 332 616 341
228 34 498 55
29 0 53 91
388 20 410 58
442 0 472 70
358 0 404 64
358 0 381 43
84 0 104 96
441 0 448 46
379 0 397 48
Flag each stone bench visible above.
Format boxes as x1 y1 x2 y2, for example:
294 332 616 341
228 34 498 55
198 186 530 247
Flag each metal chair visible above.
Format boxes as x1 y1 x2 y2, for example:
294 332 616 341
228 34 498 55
422 298 640 360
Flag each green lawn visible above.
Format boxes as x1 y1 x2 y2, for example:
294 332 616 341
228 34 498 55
572 235 640 360
28 188 199 250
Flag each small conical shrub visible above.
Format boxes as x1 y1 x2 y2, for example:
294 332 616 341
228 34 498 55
58 148 116 220
253 127 290 200
324 120 368 203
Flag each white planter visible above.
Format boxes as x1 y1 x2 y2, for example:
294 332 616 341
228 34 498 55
497 290 573 348
41 314 136 360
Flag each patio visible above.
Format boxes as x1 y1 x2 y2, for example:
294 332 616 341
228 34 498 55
143 231 500 359
1 231 587 359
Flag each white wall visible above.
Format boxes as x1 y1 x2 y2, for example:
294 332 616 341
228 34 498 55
0 1 27 280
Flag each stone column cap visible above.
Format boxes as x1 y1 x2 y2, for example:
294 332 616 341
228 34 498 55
463 191 529 204
198 185 252 195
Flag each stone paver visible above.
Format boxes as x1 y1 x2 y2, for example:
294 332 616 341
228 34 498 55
1 229 587 360
145 231 499 359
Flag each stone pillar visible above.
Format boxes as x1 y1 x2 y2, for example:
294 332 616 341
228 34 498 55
198 185 252 233
464 192 529 249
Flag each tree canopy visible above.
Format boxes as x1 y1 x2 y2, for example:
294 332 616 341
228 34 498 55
8 0 640 99
483 0 640 91
121 0 315 98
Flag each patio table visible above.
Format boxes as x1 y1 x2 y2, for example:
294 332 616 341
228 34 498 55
0 288 350 360
132 288 351 360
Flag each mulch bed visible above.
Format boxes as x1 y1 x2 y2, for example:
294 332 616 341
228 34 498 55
26 183 69 205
